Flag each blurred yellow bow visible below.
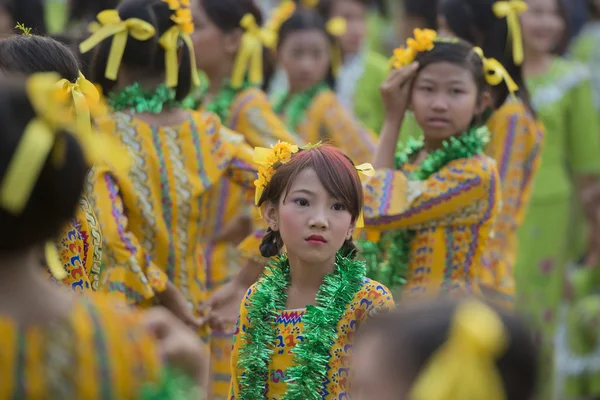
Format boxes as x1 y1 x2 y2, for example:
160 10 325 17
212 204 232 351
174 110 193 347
410 300 508 400
159 8 201 88
263 0 297 49
79 10 156 80
232 14 276 88
56 71 100 136
325 17 347 76
354 163 375 228
474 47 519 94
493 0 528 65
302 0 319 8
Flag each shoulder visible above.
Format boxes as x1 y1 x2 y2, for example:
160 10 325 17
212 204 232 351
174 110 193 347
551 57 590 78
349 278 395 318
444 154 498 186
233 87 270 108
489 98 540 133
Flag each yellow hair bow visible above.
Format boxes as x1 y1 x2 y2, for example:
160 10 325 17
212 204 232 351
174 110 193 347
473 47 519 94
56 71 100 136
159 8 201 88
325 17 347 77
263 0 297 49
354 163 375 228
302 0 319 8
232 14 276 88
79 10 157 80
493 0 528 65
410 300 508 400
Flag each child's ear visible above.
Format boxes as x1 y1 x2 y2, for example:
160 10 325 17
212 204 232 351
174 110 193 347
263 201 280 231
475 90 493 116
346 222 356 240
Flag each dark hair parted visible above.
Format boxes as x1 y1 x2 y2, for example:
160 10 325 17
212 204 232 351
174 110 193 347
438 0 534 112
0 35 80 81
359 299 538 400
0 0 47 35
257 145 363 259
90 0 193 100
0 82 88 253
402 0 439 29
276 10 337 89
200 0 263 32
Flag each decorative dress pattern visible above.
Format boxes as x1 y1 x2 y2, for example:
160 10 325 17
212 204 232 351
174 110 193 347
229 278 395 399
0 295 162 399
363 155 500 300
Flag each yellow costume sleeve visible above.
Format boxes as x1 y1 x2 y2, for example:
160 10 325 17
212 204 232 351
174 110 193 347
363 157 499 231
90 170 169 304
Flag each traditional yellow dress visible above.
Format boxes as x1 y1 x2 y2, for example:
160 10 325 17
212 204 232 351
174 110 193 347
88 111 256 312
478 98 545 305
279 89 377 164
0 295 162 399
363 155 500 300
229 278 395 399
197 88 297 399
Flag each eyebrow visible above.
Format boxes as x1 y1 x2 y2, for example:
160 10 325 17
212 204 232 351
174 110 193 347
289 189 316 196
417 77 467 85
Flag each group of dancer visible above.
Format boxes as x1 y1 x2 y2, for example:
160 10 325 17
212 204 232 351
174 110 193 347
1 0 598 398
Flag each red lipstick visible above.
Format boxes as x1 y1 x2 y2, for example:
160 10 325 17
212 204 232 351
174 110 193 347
306 235 327 244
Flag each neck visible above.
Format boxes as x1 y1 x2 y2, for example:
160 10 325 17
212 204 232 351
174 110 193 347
523 49 552 77
204 60 234 95
423 137 446 152
116 69 167 92
287 252 336 290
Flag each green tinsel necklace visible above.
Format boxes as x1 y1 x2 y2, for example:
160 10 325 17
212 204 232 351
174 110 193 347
357 125 490 290
272 82 329 131
237 252 365 400
108 83 179 114
181 78 255 122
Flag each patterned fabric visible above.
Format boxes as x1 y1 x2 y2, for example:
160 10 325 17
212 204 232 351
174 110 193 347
288 90 377 164
88 111 256 311
0 295 162 399
363 155 500 300
479 98 545 304
229 278 395 399
198 88 296 399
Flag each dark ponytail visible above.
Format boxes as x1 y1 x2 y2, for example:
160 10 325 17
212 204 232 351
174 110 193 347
259 228 284 258
340 238 358 259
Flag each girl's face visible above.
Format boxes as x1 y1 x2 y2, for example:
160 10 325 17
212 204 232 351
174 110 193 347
278 29 331 93
521 0 565 55
264 168 354 266
329 0 367 56
411 61 480 141
0 5 13 35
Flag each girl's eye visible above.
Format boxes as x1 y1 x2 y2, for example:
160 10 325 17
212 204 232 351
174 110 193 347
294 198 309 207
332 203 346 211
451 88 465 95
418 86 433 92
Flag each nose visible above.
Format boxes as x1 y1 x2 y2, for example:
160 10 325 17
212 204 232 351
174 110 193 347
309 208 328 230
431 95 449 112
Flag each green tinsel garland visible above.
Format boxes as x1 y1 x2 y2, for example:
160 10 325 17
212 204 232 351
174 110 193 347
108 83 179 114
139 368 200 400
237 252 366 400
272 82 329 131
357 125 490 290
181 78 255 122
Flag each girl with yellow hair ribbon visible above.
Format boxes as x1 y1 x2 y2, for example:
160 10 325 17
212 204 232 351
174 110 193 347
351 299 538 400
185 1 300 397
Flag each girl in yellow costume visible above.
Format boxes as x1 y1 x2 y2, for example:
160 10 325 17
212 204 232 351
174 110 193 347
0 34 105 293
362 33 501 301
187 1 299 396
0 75 204 399
230 144 394 399
271 9 377 165
352 299 538 400
79 0 257 327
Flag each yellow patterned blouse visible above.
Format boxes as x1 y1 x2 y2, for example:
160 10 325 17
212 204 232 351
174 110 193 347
363 155 500 300
229 278 395 399
0 295 162 399
480 99 545 302
88 111 256 310
285 90 377 164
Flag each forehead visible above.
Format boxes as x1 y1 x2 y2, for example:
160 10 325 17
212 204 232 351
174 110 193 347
281 29 329 49
415 61 476 85
287 168 329 195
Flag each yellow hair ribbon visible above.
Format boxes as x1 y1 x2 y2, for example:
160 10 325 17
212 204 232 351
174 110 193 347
263 0 297 49
55 71 100 136
232 14 277 88
492 0 528 65
354 163 375 228
159 10 201 88
45 242 67 280
473 47 519 94
325 17 347 76
79 10 156 80
410 300 508 400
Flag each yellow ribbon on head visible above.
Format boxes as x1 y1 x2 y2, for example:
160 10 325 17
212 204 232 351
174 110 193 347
473 47 519 94
55 71 100 136
354 163 374 228
410 299 508 400
159 13 201 88
232 14 277 88
325 17 347 77
79 10 156 80
263 0 297 49
493 0 528 65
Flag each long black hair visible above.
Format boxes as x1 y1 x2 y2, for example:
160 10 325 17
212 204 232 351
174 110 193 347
201 0 263 32
67 0 120 25
0 81 87 252
0 0 47 35
438 0 534 112
90 0 193 100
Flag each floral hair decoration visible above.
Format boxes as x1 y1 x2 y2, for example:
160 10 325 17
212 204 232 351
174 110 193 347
79 10 156 80
410 300 509 400
390 29 519 94
160 0 201 88
253 141 374 228
493 0 528 65
15 22 32 36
